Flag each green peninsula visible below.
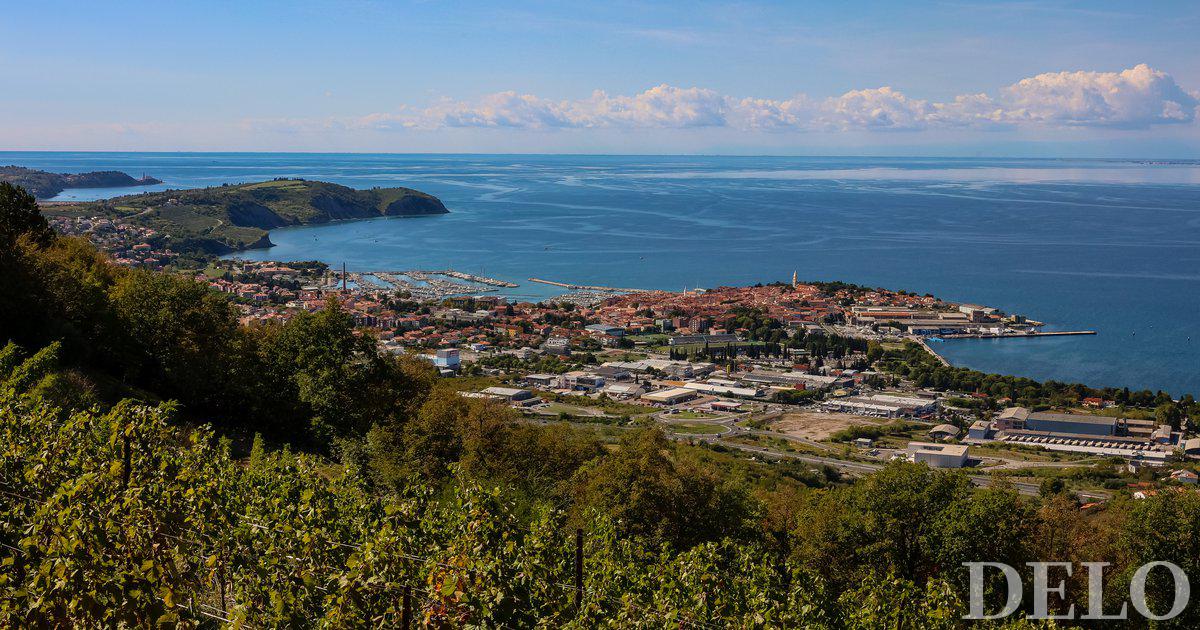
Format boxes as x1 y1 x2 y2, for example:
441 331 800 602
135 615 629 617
43 178 449 255
1 165 162 199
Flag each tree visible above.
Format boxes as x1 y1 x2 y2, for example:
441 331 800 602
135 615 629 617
256 300 428 443
1154 402 1184 430
0 182 53 247
108 269 243 412
1039 477 1066 498
1116 492 1200 627
570 428 755 547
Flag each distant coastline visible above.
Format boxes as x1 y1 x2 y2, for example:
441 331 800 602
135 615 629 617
16 152 1200 395
1 165 160 199
39 178 449 257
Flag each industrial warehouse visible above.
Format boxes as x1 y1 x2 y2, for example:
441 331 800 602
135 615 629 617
967 407 1183 464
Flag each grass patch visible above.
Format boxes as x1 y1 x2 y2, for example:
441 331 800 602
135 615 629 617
829 421 923 443
669 410 718 419
664 422 724 435
725 433 827 457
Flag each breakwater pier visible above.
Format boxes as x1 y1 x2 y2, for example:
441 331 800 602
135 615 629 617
939 330 1097 339
528 277 644 293
434 270 518 288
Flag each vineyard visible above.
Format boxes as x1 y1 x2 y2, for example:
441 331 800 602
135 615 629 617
1 349 980 628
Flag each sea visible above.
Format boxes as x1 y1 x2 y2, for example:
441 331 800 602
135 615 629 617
6 152 1199 397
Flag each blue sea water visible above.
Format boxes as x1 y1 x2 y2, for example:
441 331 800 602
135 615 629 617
6 152 1199 396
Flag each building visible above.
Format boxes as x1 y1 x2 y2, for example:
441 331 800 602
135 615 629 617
904 320 977 335
1025 412 1116 437
641 387 698 406
542 336 571 356
480 387 535 402
994 407 1029 431
741 371 853 390
668 333 738 346
433 348 461 370
999 430 1173 462
585 323 625 337
958 303 997 319
594 365 633 381
928 424 961 440
563 371 605 391
681 381 761 398
980 408 1179 461
967 420 993 441
1170 469 1199 485
820 393 938 418
602 383 647 399
524 373 563 389
602 359 713 380
907 442 969 468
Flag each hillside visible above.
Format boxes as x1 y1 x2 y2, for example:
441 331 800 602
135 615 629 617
43 178 450 254
0 165 161 199
4 184 1200 626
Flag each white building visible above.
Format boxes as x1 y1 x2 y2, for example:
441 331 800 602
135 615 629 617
432 348 460 369
603 383 647 399
820 393 937 418
524 373 563 388
906 442 969 468
682 381 761 398
480 386 534 402
641 387 698 406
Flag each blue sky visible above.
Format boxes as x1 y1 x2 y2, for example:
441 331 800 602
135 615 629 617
2 0 1199 155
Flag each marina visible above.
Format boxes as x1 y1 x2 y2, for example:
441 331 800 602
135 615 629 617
328 269 506 300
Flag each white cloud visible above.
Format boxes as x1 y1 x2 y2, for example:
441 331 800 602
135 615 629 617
398 85 733 130
249 64 1197 135
996 64 1199 128
570 85 730 128
815 87 932 131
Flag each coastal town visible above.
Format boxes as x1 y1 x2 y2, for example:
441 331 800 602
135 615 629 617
9 3 1200 624
46 214 1200 503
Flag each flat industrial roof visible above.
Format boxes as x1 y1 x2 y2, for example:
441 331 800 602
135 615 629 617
481 387 528 397
1027 412 1117 425
907 442 969 456
642 387 696 400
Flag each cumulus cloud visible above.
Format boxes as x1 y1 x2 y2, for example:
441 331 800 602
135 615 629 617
997 64 1199 128
815 87 932 131
248 65 1197 134
405 85 733 130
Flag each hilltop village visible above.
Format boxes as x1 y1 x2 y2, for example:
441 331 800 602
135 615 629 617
41 214 1200 502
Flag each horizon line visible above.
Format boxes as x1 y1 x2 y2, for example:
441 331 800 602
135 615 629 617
2 149 1198 162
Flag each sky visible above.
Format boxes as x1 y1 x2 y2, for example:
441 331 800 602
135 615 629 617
2 0 1199 156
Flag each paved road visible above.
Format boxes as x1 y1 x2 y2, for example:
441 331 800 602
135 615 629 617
523 413 1112 501
711 439 1110 500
